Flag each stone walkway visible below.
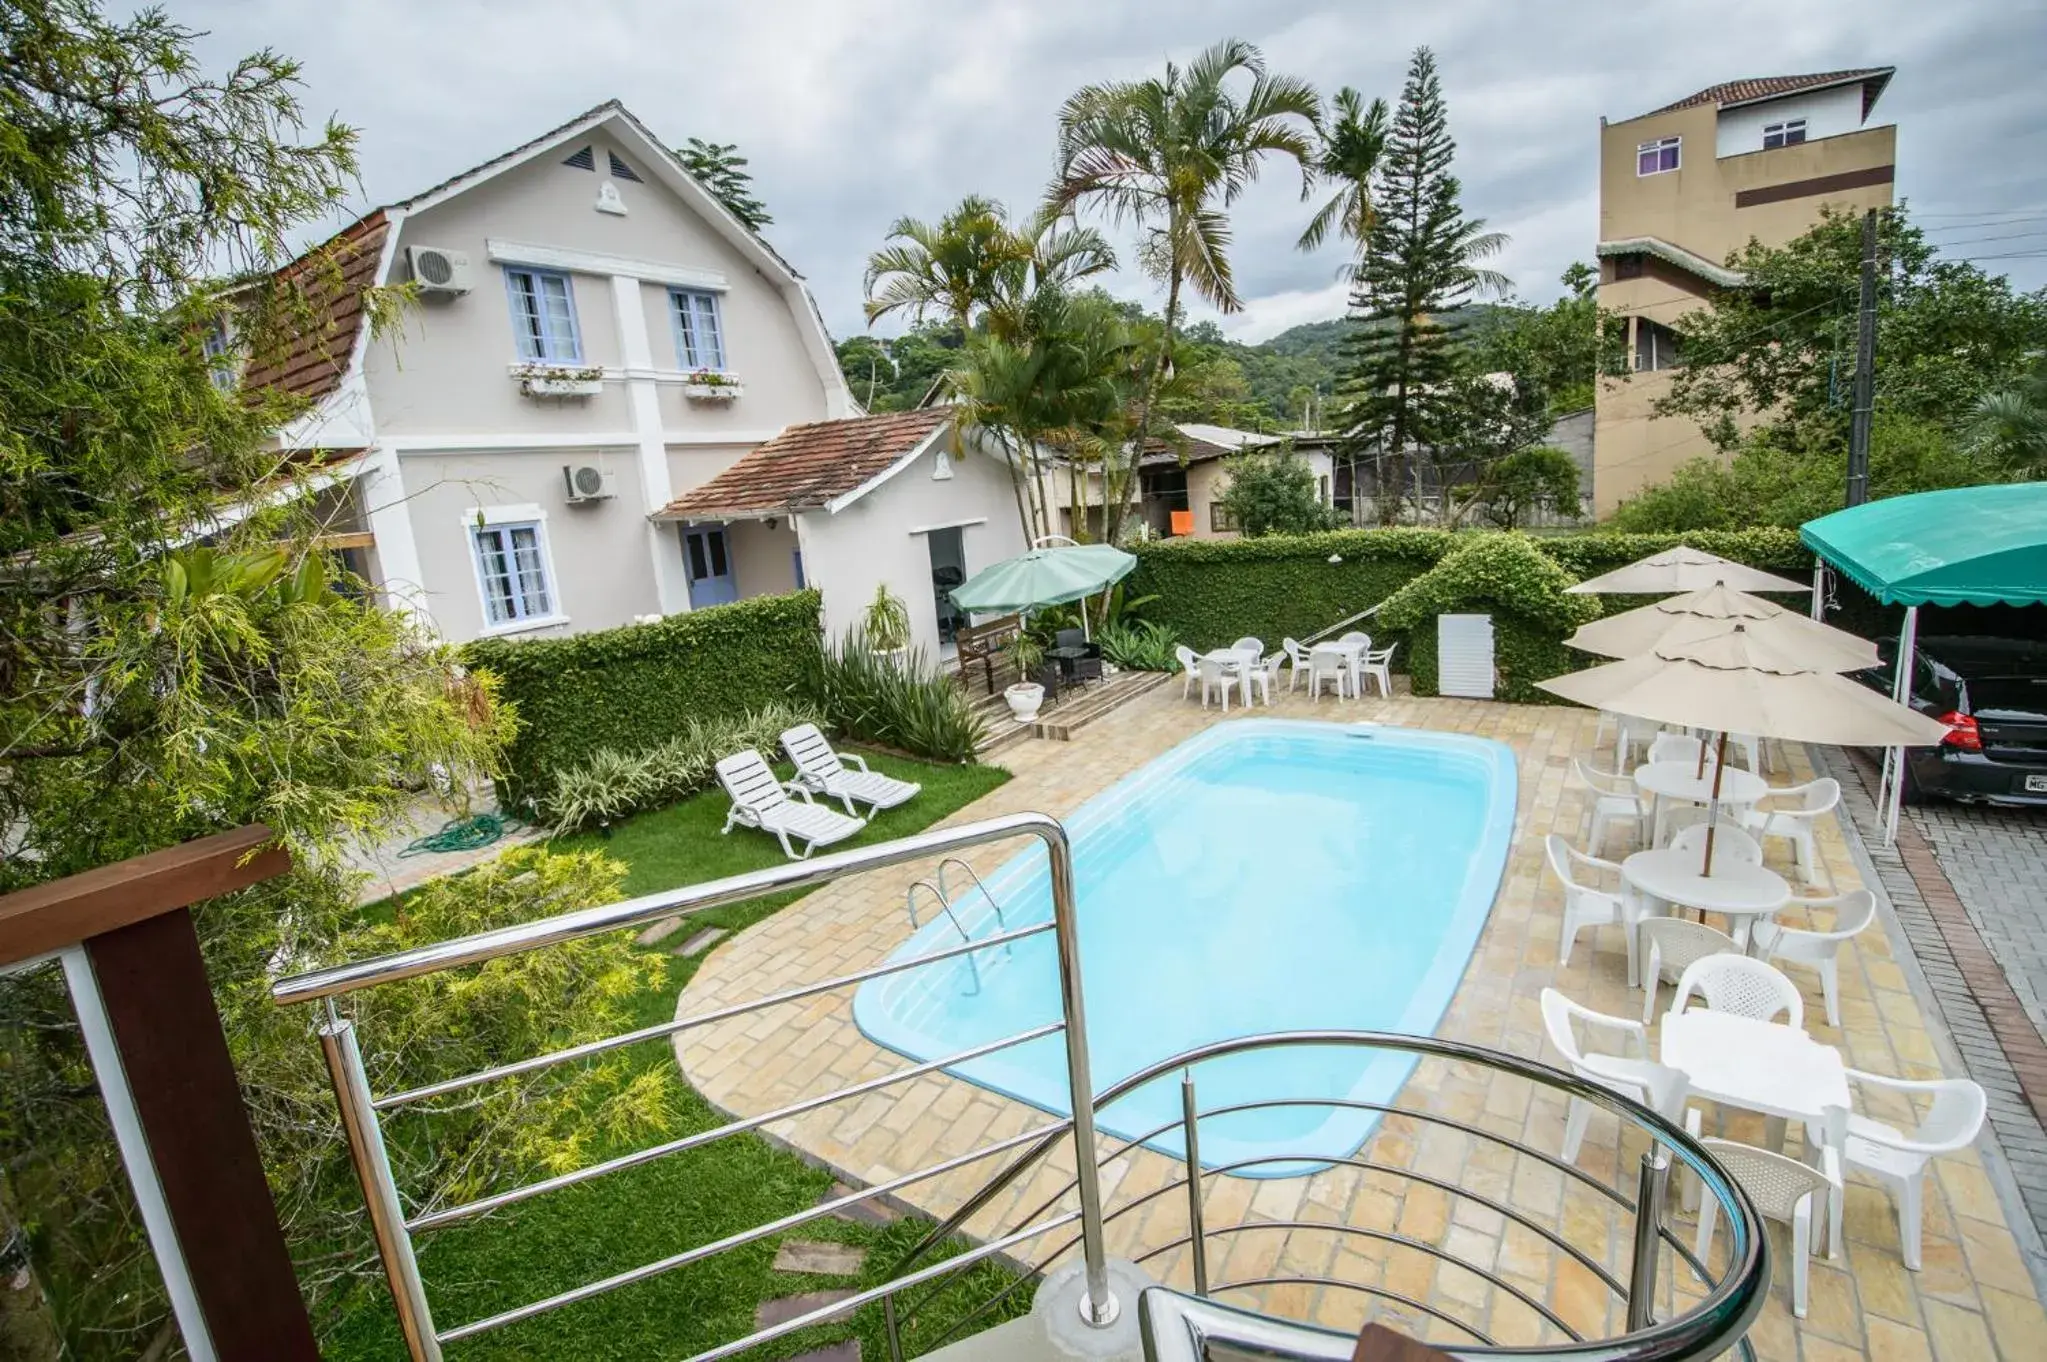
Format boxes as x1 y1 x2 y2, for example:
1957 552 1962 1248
677 687 2047 1360
1910 800 2047 1045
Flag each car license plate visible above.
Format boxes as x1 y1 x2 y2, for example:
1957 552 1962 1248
2026 774 2047 793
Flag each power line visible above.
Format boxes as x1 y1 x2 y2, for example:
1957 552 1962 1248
1921 228 2047 248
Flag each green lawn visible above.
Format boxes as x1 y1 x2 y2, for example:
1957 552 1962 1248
322 750 1031 1362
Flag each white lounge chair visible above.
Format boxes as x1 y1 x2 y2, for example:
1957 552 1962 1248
780 723 921 816
715 750 866 860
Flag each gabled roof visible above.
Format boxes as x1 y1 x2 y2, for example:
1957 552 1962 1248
1139 423 1285 467
1595 236 1746 289
657 409 953 520
1645 68 1894 120
240 212 389 403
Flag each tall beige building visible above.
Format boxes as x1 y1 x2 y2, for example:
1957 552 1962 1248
1593 69 1897 514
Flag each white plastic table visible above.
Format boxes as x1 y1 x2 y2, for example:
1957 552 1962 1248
1661 1010 1850 1173
1633 760 1768 809
1622 847 1790 950
1309 639 1366 698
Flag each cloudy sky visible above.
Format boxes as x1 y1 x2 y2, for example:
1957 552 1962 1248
183 0 2047 343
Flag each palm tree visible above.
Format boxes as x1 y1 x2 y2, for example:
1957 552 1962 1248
1047 38 1319 542
1297 87 1390 258
861 195 1029 335
985 207 1118 343
1966 354 2047 478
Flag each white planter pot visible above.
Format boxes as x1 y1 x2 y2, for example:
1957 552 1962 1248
682 382 744 401
1004 682 1045 725
520 375 603 397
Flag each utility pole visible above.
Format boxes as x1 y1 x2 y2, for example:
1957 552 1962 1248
1845 207 1879 507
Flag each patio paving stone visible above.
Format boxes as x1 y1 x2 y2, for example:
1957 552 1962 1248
674 683 2044 1357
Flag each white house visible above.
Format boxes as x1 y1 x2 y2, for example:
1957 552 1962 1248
254 101 1022 651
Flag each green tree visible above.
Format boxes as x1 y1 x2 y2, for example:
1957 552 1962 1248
862 194 1029 335
1470 445 1582 528
1216 444 1342 536
1338 47 1509 523
1964 351 2047 478
833 324 964 412
1048 37 1319 543
1473 262 1623 416
676 137 773 229
1297 86 1390 257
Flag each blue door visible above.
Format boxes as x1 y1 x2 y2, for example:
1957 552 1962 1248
682 525 738 607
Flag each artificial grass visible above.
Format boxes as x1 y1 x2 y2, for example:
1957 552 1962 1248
321 750 1028 1361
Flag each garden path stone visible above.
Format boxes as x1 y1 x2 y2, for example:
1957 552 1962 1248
823 1181 899 1226
773 1239 868 1276
636 915 685 946
674 927 728 957
755 1289 857 1329
785 1343 860 1362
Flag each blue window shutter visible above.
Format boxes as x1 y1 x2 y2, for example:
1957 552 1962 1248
504 268 583 363
671 289 726 370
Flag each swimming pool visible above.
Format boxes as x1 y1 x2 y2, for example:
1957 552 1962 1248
851 718 1517 1175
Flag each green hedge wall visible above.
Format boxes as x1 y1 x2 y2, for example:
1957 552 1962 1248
1379 536 1602 702
466 591 822 811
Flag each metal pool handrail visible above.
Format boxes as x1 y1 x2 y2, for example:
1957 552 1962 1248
271 811 1119 1362
883 1030 1769 1362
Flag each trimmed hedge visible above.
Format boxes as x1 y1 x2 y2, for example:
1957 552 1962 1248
467 591 823 811
1379 536 1601 702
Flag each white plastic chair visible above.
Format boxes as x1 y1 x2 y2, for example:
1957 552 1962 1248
715 750 867 860
1545 834 1660 986
1361 642 1398 698
1306 645 1351 701
1281 638 1312 692
1669 954 1804 1030
1667 821 1764 867
1749 890 1875 1029
1813 1073 1987 1271
780 723 921 815
1571 758 1648 856
1614 713 1662 768
1540 988 1691 1163
1740 778 1841 885
1245 653 1285 707
1693 1127 1841 1318
1649 732 1707 767
1726 731 1764 773
1197 653 1242 711
1637 918 1742 1024
1175 644 1201 699
1338 630 1371 648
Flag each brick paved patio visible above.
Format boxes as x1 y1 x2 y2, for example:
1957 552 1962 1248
676 686 2046 1359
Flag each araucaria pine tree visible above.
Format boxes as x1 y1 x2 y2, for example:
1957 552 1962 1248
1338 47 1507 522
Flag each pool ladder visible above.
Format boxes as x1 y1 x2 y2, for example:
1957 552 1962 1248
905 857 1011 995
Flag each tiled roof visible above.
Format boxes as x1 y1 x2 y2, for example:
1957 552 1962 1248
1646 68 1893 118
1596 236 1746 288
241 212 388 402
1139 423 1284 467
660 408 953 518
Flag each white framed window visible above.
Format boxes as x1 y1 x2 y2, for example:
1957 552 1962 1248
1634 318 1682 372
1636 136 1681 176
1762 119 1807 150
670 288 727 371
467 511 561 630
201 319 237 391
504 267 583 362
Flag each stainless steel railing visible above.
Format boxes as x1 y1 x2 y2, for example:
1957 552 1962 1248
272 811 1118 1362
882 1033 1769 1362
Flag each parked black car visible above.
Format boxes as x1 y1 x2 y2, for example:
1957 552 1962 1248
1857 636 2047 806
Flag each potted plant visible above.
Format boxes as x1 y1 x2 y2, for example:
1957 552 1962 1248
1004 632 1045 724
515 362 605 397
862 583 911 664
682 367 745 401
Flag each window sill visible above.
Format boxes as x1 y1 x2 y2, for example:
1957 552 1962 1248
509 362 605 397
478 613 571 639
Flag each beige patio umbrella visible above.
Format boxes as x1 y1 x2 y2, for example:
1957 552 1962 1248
1566 583 1881 673
1565 545 1810 596
1539 624 1951 873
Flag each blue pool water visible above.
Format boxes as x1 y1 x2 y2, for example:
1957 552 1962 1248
852 719 1517 1175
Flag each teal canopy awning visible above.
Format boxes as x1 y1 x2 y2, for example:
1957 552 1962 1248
948 543 1136 614
1801 483 2047 608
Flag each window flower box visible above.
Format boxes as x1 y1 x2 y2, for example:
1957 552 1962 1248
514 364 605 398
682 369 744 401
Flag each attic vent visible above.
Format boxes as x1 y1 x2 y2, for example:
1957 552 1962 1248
562 146 595 171
607 151 643 183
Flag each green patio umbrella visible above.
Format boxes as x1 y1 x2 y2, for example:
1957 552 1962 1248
948 543 1137 638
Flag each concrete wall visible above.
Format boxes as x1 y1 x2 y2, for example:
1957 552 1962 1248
726 518 801 599
1714 84 1867 158
795 428 1027 658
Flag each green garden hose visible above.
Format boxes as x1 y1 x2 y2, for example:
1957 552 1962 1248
397 812 513 857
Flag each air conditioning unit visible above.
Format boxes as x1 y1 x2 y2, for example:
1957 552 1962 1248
407 245 472 295
562 464 617 504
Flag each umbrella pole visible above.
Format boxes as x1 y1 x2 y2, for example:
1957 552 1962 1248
1082 593 1092 642
1701 731 1730 877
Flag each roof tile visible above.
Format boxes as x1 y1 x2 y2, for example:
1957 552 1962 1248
1646 68 1892 118
661 408 953 518
242 212 388 403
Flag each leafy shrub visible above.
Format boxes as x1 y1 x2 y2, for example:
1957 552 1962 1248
1098 620 1180 671
804 631 986 763
1378 535 1603 702
544 700 822 834
467 591 822 812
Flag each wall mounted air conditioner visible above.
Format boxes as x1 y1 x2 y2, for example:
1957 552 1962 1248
562 464 617 504
407 245 472 296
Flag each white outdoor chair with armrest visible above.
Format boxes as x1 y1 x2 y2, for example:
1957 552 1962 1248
1361 641 1398 698
1281 638 1312 692
1305 645 1351 701
1740 778 1841 885
1545 834 1662 986
1245 653 1285 707
1614 713 1662 768
1637 918 1742 1024
1230 637 1266 702
1570 758 1647 856
1197 653 1242 711
1691 1129 1841 1318
1669 954 1804 1030
1539 988 1691 1164
1750 889 1875 1029
1812 1072 1987 1271
1648 732 1707 767
1338 630 1371 648
1667 821 1765 866
1175 644 1202 699
780 723 921 816
715 750 867 861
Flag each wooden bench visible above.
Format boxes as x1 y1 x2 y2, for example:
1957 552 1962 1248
955 613 1022 695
